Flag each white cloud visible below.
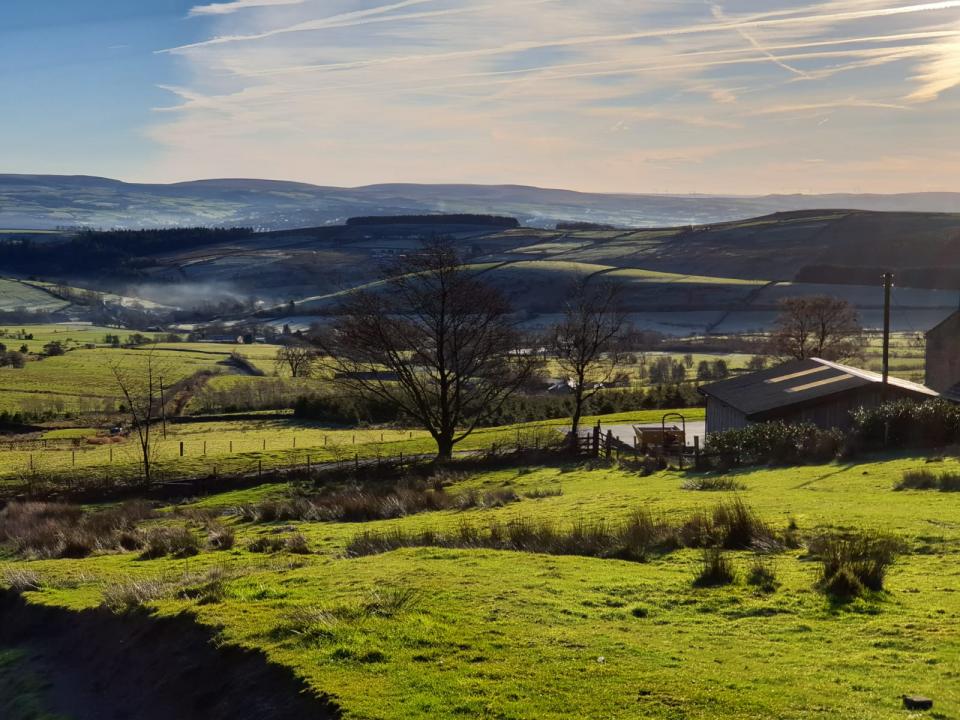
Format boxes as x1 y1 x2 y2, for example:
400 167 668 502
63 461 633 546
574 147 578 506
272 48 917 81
143 0 960 193
188 0 308 17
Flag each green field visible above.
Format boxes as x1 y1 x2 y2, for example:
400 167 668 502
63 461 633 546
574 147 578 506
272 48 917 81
0 280 69 313
0 343 239 415
2 451 957 718
0 409 703 489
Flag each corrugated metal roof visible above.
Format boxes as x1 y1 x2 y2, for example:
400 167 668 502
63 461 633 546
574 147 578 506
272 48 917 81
698 358 939 418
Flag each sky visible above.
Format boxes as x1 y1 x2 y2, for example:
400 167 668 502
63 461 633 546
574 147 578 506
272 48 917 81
1 0 959 194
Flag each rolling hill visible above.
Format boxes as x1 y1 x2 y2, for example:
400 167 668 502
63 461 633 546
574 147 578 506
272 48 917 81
3 174 960 231
4 209 959 336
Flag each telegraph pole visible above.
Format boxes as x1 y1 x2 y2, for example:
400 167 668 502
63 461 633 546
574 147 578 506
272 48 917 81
882 272 894 388
159 376 167 439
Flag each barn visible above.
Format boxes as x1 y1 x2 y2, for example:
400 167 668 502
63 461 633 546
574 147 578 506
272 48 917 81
925 309 960 397
699 357 939 435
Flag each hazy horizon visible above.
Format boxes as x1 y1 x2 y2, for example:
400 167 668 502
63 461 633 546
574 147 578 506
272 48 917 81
3 1 960 195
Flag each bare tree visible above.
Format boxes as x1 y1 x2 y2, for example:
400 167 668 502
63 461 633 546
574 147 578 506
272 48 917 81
110 352 165 487
771 296 864 361
275 344 318 378
548 279 627 437
322 238 537 460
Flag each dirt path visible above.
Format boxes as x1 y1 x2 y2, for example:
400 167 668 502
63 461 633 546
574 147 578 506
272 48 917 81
0 591 340 720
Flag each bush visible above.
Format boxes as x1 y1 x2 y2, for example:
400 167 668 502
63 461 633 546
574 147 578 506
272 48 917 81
680 498 780 551
705 421 845 467
206 524 236 550
897 468 960 492
140 526 200 559
853 399 960 450
693 548 736 587
2 567 43 593
0 500 154 559
102 579 171 613
811 531 902 598
681 476 745 491
746 555 778 593
345 500 788 562
236 480 521 524
285 532 311 554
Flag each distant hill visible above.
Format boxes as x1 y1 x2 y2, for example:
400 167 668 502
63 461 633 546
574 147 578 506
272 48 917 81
4 208 959 336
2 174 959 231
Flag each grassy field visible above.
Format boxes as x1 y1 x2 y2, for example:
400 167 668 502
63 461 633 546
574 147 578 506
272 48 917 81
0 343 241 415
0 409 704 488
2 451 958 718
0 280 68 314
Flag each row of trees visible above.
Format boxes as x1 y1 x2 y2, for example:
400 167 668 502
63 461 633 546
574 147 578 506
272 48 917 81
109 238 868 476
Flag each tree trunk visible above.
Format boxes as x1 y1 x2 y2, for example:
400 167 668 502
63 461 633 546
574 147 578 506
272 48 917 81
435 434 455 462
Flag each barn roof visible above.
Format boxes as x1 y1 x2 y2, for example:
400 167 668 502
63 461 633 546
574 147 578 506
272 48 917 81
698 358 939 419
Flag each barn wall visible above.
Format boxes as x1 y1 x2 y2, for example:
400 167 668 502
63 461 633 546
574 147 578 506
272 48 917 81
770 386 922 431
705 398 749 434
926 312 960 393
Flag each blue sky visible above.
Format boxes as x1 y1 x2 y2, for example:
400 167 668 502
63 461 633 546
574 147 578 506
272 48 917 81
1 0 959 193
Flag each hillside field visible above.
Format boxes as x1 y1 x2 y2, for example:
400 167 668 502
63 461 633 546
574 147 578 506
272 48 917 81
2 452 958 718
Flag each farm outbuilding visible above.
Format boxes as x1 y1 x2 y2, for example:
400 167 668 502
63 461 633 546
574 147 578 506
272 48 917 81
925 309 960 397
699 357 939 435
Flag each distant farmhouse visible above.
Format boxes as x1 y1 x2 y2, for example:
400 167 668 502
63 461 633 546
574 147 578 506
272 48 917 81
699 358 938 435
925 310 960 398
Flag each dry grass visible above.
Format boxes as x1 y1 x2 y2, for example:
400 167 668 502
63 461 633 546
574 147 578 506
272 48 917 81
345 499 786 562
0 500 154 559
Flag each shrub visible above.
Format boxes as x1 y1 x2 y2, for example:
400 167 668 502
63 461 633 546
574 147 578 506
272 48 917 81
705 421 845 467
812 531 902 598
693 548 736 587
361 587 420 618
681 476 745 491
852 399 960 450
285 532 311 554
0 500 154 559
680 498 780 551
236 480 520 524
345 501 785 562
248 535 287 553
2 567 42 593
523 486 563 499
139 526 200 560
746 555 778 593
102 579 172 613
897 468 960 492
206 524 236 551
897 469 939 490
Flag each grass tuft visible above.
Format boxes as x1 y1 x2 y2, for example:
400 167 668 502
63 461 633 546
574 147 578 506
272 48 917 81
693 548 736 587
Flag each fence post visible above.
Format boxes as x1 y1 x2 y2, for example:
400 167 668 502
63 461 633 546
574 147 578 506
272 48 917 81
230 440 233 453
109 447 113 463
694 436 701 470
72 450 75 467
263 438 266 451
180 441 184 457
293 436 297 449
203 441 207 456
592 424 601 458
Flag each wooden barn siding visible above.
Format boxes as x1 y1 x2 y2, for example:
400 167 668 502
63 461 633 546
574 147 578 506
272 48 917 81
926 313 960 392
707 386 925 435
706 399 749 434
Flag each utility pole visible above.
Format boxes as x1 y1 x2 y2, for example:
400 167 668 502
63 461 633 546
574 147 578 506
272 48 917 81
882 272 894 389
159 376 167 439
